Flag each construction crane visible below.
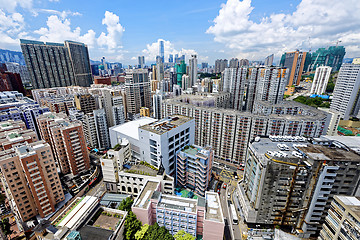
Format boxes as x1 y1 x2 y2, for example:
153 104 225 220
336 40 342 47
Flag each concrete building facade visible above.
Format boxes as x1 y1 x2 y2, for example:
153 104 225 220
0 141 64 222
330 63 360 120
310 66 332 95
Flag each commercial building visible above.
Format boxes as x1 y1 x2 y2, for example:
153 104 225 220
310 66 332 95
109 117 157 159
0 141 64 222
37 112 90 175
330 63 360 120
100 138 131 190
175 61 187 87
74 93 96 114
132 180 224 239
309 46 346 72
138 115 195 175
163 97 330 164
138 56 145 68
20 39 92 88
280 50 309 86
159 40 165 62
189 55 198 87
94 76 111 85
125 69 151 115
215 59 228 73
176 145 213 197
238 137 360 238
319 195 360 240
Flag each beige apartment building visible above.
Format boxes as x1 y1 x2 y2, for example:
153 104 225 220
0 141 64 222
37 112 90 175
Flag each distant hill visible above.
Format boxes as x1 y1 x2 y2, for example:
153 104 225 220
0 49 25 65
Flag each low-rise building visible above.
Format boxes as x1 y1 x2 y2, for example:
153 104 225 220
132 180 224 239
319 195 360 240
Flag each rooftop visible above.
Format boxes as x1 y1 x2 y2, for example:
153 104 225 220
335 196 360 218
133 181 159 209
126 164 158 176
110 117 156 140
157 195 198 213
205 192 223 223
139 115 193 135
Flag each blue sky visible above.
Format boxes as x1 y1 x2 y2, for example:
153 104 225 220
1 0 359 65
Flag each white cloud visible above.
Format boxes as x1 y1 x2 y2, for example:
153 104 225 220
141 39 199 62
0 10 28 48
0 0 32 12
97 11 125 52
37 9 82 19
207 0 360 59
34 15 97 48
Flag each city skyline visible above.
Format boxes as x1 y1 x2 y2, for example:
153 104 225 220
0 0 359 64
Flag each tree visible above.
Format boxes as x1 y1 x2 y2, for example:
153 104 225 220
143 223 174 240
118 197 134 211
124 211 142 240
0 218 12 237
135 224 149 240
174 230 195 240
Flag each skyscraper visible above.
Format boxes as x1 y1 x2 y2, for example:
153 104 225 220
20 39 93 88
168 54 173 63
330 63 360 119
189 55 198 87
138 56 145 68
175 60 187 87
152 92 163 119
222 67 247 110
159 40 165 62
215 59 228 73
156 56 164 81
229 58 239 68
264 54 274 66
280 50 309 86
94 108 110 149
125 69 151 115
310 66 332 95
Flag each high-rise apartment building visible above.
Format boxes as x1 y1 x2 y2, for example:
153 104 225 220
37 112 90 175
163 97 330 165
20 39 92 89
264 54 274 66
189 55 198 87
229 58 239 68
153 92 163 120
310 66 332 95
215 59 228 73
139 115 195 175
330 63 360 120
319 195 360 240
176 145 213 197
74 93 96 114
239 59 249 67
125 69 151 115
82 112 97 148
222 67 247 110
93 109 110 149
181 74 191 90
223 67 288 111
138 56 145 68
0 141 64 222
64 40 93 87
280 50 309 86
238 137 360 238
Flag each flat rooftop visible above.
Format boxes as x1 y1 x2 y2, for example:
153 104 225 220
110 117 156 140
157 195 198 213
126 164 158 176
298 144 360 162
134 181 159 209
205 192 223 223
336 196 360 218
139 115 193 135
